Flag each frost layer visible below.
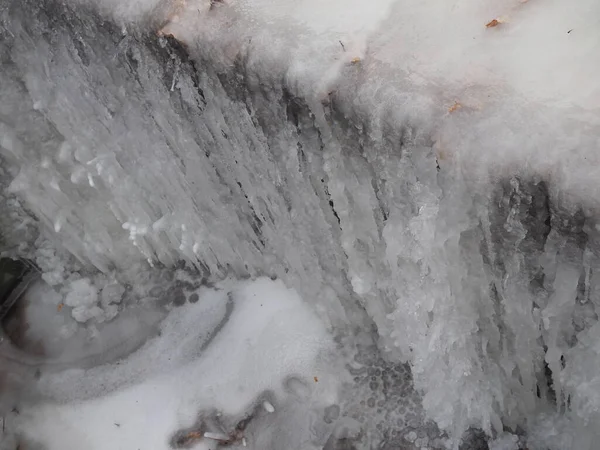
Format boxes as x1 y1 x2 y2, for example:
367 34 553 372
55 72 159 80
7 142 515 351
2 0 600 446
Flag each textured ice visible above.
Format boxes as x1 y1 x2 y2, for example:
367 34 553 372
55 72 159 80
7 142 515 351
2 0 600 447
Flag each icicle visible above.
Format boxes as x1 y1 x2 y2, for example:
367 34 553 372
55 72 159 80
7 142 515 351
54 216 64 233
70 165 87 184
49 177 61 191
152 215 169 231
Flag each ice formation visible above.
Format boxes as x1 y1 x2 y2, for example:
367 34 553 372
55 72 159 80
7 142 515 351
1 0 600 448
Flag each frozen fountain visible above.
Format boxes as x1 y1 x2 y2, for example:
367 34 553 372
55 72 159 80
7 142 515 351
1 0 600 449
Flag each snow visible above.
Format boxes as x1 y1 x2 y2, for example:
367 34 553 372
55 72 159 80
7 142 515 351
64 278 97 306
13 278 339 450
63 277 123 323
3 0 600 447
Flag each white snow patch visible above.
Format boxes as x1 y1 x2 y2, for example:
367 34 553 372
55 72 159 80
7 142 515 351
16 278 339 450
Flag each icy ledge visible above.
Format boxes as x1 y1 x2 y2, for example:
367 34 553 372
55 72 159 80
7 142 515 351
2 0 600 447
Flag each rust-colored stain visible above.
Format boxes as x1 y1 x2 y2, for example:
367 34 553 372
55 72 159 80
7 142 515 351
57 303 64 312
486 19 501 28
313 376 319 383
186 431 203 440
436 149 451 161
448 102 462 113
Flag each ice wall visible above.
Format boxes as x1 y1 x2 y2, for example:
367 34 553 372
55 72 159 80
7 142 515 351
2 0 600 446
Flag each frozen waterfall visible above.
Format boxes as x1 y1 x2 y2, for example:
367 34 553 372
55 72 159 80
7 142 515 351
2 0 600 449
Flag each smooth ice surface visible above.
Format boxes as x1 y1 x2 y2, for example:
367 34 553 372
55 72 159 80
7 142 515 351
13 278 339 450
3 0 600 447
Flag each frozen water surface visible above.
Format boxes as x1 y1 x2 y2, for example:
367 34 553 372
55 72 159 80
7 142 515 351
1 0 600 448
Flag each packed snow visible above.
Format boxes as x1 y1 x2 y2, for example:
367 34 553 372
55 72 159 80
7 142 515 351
2 0 600 448
6 278 341 450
